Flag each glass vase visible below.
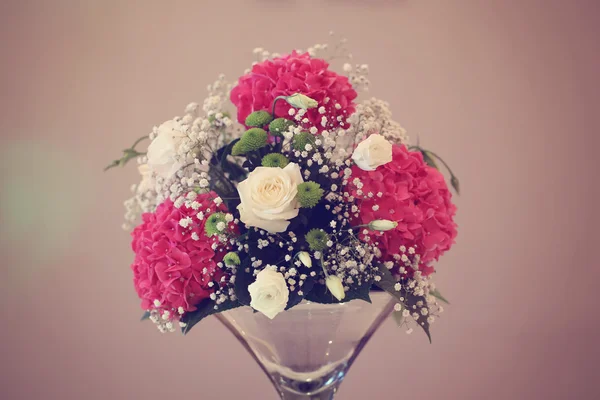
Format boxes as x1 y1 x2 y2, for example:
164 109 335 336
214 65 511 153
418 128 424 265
216 292 395 399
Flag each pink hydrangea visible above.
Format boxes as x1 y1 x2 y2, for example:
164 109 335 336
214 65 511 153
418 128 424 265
348 145 458 276
130 192 229 314
230 52 357 131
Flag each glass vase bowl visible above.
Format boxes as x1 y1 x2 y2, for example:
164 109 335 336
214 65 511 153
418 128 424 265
216 292 394 399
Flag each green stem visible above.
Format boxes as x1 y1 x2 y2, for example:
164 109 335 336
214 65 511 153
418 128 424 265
131 135 149 150
271 96 288 117
426 150 457 179
409 146 456 179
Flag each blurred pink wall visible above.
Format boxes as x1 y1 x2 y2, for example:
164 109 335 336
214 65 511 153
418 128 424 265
1 0 599 399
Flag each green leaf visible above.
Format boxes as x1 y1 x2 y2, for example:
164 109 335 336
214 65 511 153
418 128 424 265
140 311 150 321
285 277 315 310
181 298 241 335
430 288 450 305
422 151 439 169
233 259 253 306
391 309 405 327
373 264 432 343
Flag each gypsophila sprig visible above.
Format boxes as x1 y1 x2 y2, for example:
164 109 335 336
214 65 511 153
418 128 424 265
110 34 458 343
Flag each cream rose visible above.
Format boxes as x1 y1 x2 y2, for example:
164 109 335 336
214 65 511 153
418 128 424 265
146 120 187 178
351 134 393 171
237 163 303 233
248 268 289 319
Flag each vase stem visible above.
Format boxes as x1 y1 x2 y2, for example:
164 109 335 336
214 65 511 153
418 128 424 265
278 385 337 399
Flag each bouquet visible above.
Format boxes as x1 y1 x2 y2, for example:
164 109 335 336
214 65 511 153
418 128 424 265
108 37 459 341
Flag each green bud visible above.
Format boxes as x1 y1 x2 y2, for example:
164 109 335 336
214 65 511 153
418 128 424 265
223 252 241 266
261 153 290 168
204 212 227 237
285 93 318 109
231 128 268 155
296 181 324 208
368 219 398 231
268 118 296 135
292 131 317 151
305 229 330 252
245 110 273 127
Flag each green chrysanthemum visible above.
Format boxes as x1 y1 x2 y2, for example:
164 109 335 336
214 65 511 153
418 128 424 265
245 111 273 127
292 131 317 151
305 229 330 252
223 252 241 266
296 181 324 208
268 118 296 135
204 212 227 237
261 153 290 168
231 128 268 155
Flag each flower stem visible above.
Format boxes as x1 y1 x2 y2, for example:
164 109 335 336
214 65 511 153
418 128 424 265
271 96 287 117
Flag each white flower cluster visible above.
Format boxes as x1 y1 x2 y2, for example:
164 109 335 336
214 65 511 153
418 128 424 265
122 75 238 230
348 98 410 146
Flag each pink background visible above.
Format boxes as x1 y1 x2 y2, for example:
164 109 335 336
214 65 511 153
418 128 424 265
1 0 599 399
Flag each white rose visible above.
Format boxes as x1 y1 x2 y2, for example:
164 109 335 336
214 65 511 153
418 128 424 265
351 134 393 171
237 163 303 233
146 120 187 178
248 268 290 319
136 164 155 193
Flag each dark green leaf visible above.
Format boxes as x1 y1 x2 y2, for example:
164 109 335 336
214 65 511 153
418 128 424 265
285 277 315 310
140 311 150 321
220 138 241 172
181 298 241 334
234 259 253 306
422 151 439 169
304 280 372 304
373 264 432 343
430 288 450 304
391 309 405 327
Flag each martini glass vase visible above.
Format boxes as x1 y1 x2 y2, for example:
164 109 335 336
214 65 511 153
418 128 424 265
216 292 395 399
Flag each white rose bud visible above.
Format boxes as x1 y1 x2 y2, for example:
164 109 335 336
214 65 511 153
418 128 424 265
146 120 187 178
325 275 346 301
285 93 318 110
351 134 393 171
237 163 303 233
368 219 398 231
248 269 290 319
297 251 312 268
